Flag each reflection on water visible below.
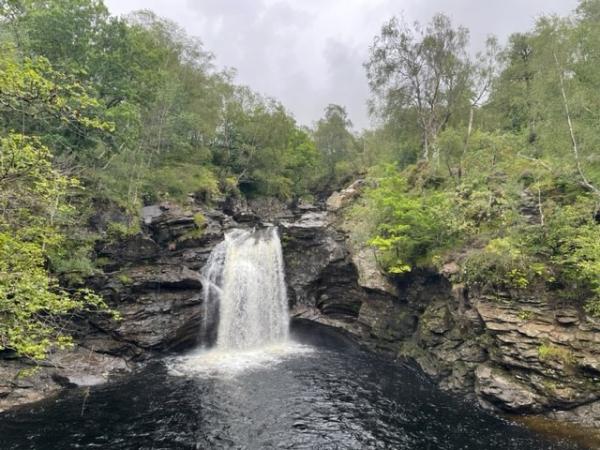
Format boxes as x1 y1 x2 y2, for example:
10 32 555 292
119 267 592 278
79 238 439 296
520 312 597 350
0 321 589 450
514 415 600 450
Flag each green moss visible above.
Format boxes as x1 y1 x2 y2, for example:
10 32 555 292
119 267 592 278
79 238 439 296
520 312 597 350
95 257 114 267
518 310 533 320
193 212 206 228
541 378 559 391
476 333 495 348
176 214 207 243
538 343 575 365
117 273 133 285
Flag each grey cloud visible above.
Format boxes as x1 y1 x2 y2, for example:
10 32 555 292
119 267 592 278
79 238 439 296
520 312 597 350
106 0 580 129
322 38 370 130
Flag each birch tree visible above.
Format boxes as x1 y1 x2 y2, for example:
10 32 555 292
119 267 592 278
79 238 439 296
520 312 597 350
365 14 472 162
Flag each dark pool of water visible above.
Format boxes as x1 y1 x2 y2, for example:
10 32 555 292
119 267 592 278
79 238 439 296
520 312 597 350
0 321 588 449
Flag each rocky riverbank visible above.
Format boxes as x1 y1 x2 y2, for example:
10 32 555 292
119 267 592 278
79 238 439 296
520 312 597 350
1 185 599 433
290 182 600 430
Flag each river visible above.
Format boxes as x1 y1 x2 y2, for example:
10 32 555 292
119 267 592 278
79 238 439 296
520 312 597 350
0 320 584 450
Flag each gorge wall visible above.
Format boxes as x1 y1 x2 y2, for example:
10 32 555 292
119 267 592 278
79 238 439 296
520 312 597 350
1 186 600 432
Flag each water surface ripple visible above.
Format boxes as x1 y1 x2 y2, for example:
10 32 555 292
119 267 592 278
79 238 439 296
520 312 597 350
0 322 586 449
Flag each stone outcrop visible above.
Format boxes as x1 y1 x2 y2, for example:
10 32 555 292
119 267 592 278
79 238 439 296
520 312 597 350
472 294 600 424
286 182 600 429
379 277 600 427
2 181 600 434
282 211 366 319
0 347 132 412
325 179 366 211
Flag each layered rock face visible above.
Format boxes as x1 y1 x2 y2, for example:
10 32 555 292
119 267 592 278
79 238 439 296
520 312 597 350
0 195 385 411
2 184 599 431
1 203 228 411
307 182 600 428
277 181 600 429
408 285 600 426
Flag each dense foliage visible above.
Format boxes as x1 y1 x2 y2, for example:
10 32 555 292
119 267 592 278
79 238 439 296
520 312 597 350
0 0 360 359
2 0 600 360
0 51 112 359
357 3 600 316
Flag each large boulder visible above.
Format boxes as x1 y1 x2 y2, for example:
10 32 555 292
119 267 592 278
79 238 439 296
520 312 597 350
351 245 399 297
326 179 366 211
475 363 546 413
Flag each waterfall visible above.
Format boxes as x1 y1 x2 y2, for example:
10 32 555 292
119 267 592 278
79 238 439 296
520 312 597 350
202 227 289 350
169 227 311 376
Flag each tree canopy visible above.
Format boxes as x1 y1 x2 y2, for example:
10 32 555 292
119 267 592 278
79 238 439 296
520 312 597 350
2 0 600 361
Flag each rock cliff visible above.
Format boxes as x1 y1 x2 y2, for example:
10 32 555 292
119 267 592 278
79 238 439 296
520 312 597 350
2 185 599 433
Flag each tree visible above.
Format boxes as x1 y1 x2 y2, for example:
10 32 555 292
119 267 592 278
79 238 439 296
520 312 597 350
366 14 472 161
489 33 537 137
0 51 114 360
212 89 320 199
313 104 359 187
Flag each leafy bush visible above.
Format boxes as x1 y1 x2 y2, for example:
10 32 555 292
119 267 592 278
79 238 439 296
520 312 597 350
0 134 113 360
143 165 220 203
364 167 460 273
542 198 600 315
462 238 547 290
106 221 141 241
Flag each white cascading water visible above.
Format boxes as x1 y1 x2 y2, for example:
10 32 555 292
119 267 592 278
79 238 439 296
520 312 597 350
169 227 311 376
204 227 289 350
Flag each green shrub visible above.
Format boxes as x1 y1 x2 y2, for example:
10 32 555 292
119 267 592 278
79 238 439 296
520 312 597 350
177 212 207 242
106 221 140 241
538 343 575 365
193 212 206 228
117 274 133 285
364 169 460 273
462 238 546 290
142 164 220 203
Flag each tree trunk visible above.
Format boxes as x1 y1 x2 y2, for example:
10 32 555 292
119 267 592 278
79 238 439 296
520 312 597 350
459 107 475 180
554 51 600 196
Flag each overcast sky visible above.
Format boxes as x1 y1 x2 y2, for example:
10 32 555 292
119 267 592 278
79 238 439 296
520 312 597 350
104 0 579 130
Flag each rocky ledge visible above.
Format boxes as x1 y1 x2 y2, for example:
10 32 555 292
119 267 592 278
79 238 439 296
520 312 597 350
2 184 600 433
291 181 600 430
0 194 378 412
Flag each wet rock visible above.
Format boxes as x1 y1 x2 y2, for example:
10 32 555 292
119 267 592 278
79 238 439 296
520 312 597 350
109 292 203 350
359 296 416 341
115 265 203 292
555 308 580 326
549 400 600 428
248 197 294 222
282 212 366 320
141 205 163 225
47 347 132 387
0 360 60 412
98 235 160 264
0 347 134 413
475 364 545 413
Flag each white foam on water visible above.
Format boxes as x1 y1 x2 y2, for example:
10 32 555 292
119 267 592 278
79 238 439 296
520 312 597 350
168 342 315 377
169 227 308 378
